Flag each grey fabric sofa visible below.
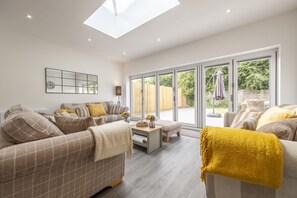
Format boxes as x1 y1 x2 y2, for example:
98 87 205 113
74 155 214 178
0 127 126 198
205 104 297 198
61 101 129 123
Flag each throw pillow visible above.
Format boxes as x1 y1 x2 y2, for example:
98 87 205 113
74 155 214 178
1 111 64 144
55 109 78 118
246 100 265 111
256 106 296 129
230 118 258 130
109 104 121 114
230 110 261 128
94 117 105 125
75 105 90 117
256 118 297 140
4 104 32 119
55 116 97 134
0 127 14 149
87 104 107 116
38 112 56 124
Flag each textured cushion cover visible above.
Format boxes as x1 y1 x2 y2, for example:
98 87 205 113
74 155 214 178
87 104 107 116
230 110 261 128
4 104 32 119
109 104 121 114
256 119 297 140
257 106 296 129
75 106 90 117
230 118 258 130
0 127 14 148
55 116 97 134
1 111 64 143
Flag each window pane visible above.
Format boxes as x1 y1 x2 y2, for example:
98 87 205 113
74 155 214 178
144 76 156 116
237 58 270 107
177 70 195 124
159 73 173 121
132 78 142 117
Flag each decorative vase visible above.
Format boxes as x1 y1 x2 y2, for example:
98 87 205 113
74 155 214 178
149 121 155 128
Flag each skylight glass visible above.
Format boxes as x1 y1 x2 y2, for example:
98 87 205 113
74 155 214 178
84 0 180 39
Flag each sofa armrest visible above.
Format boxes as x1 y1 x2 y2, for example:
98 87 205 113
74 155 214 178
0 130 95 183
281 140 297 178
224 112 237 127
120 106 129 113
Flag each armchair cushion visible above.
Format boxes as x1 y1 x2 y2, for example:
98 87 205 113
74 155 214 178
230 110 261 128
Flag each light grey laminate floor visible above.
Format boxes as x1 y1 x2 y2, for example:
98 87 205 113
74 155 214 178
93 135 206 198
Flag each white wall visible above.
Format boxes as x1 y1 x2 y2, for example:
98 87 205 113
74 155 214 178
0 28 123 113
124 9 297 105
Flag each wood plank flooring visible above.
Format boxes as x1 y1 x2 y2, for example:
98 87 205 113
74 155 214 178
93 135 206 198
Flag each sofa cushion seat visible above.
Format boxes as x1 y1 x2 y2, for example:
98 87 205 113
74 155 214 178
97 114 122 123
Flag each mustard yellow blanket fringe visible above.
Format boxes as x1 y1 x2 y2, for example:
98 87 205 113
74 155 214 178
200 127 283 189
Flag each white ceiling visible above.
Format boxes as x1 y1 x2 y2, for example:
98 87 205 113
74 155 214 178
0 0 297 63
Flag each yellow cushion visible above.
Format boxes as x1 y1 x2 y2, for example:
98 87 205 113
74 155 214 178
55 109 76 114
256 106 296 129
87 104 107 116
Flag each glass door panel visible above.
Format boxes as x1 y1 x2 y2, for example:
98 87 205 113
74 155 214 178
204 64 229 127
159 73 174 121
236 58 270 108
177 70 196 124
131 78 143 117
144 76 156 116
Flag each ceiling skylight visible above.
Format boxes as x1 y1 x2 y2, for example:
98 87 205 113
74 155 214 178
84 0 180 39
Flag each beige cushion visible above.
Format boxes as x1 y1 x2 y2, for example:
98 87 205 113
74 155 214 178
1 111 63 144
230 110 261 128
256 119 297 140
156 120 182 132
75 106 90 117
0 127 14 149
230 118 258 130
245 100 265 111
4 104 32 119
109 104 121 114
94 117 105 125
55 116 97 134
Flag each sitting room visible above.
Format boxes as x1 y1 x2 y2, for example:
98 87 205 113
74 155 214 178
1 0 297 198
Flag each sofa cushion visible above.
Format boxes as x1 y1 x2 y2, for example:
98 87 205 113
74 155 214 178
256 119 297 140
156 120 182 132
245 100 265 111
109 104 121 114
75 105 90 117
93 101 113 113
1 111 64 144
55 116 97 134
4 104 32 119
0 127 14 149
55 109 78 118
230 110 261 128
98 114 122 123
256 106 296 129
230 118 258 130
93 117 105 125
87 104 107 117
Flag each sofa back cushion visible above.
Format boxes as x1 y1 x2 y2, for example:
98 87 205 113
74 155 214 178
256 118 297 140
108 104 121 114
75 106 91 117
55 116 97 134
1 111 64 144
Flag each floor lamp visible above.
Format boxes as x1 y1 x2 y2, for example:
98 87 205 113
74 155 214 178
116 86 121 105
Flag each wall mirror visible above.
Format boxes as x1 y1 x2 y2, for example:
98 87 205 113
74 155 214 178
45 68 98 94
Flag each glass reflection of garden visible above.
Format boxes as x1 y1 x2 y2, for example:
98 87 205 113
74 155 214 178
132 59 270 126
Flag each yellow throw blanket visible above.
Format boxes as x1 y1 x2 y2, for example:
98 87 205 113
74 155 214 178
89 121 133 161
200 127 283 188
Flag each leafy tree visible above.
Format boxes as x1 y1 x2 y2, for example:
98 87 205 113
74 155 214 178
178 71 195 107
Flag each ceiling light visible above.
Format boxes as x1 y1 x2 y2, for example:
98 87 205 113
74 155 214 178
26 14 32 19
157 38 161 42
226 9 231 13
122 52 126 55
88 38 92 42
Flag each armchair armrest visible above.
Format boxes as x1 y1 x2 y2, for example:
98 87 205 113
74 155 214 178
224 112 237 127
0 130 95 183
281 140 297 178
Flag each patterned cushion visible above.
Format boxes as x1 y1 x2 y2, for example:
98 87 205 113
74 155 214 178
256 119 297 140
230 110 261 128
75 106 90 117
1 111 64 144
4 104 32 119
38 112 56 124
55 109 78 118
230 118 258 130
94 117 105 125
109 104 121 114
55 116 97 134
0 127 14 149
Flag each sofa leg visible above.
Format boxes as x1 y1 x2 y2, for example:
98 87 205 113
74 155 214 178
110 178 123 188
177 132 180 136
166 136 170 143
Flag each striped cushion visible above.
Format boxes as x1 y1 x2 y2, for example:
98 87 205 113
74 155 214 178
75 106 90 117
1 111 64 143
231 118 258 130
109 104 121 114
230 110 261 128
55 116 97 134
256 118 297 140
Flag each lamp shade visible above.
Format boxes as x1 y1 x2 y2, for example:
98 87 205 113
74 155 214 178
116 86 122 96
